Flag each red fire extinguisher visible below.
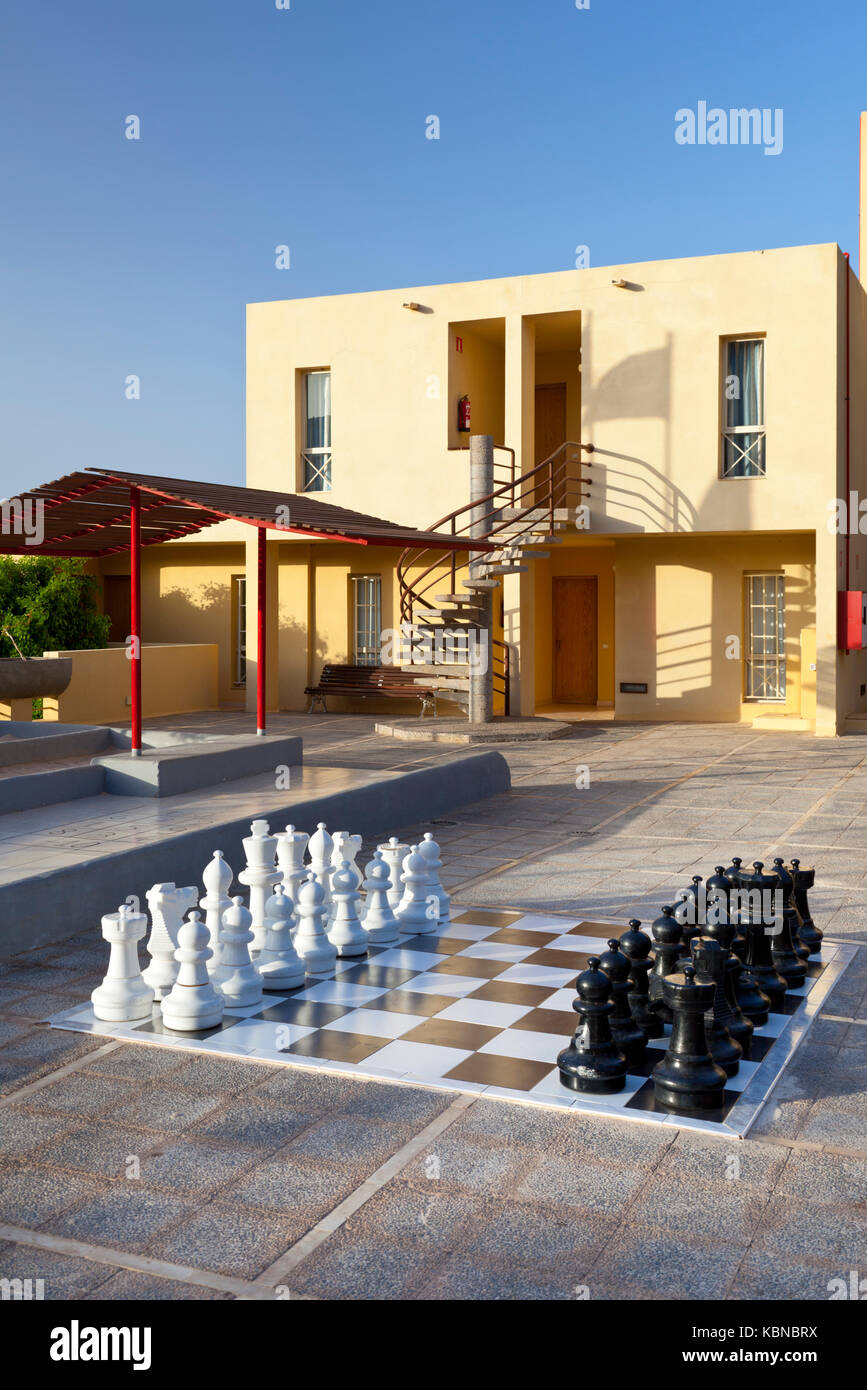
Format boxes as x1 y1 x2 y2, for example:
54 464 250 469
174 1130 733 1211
457 395 471 433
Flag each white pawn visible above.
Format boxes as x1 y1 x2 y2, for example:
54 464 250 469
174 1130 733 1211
161 911 224 1031
361 851 400 945
328 859 369 957
294 871 337 976
200 851 233 977
92 903 155 1022
418 832 450 925
239 819 280 955
257 884 306 990
331 831 363 887
276 824 309 914
307 822 334 914
143 883 198 999
395 845 439 934
213 896 263 1007
378 837 410 909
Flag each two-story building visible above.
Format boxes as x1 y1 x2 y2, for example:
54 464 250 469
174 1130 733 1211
94 227 867 736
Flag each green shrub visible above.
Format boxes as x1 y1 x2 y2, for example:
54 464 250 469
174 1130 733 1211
0 556 110 659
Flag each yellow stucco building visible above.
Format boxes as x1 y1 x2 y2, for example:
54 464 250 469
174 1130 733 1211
92 226 867 737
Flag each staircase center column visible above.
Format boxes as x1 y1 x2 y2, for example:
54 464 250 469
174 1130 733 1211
468 434 494 725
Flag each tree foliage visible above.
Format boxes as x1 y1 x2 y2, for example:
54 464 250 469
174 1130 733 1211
0 556 110 658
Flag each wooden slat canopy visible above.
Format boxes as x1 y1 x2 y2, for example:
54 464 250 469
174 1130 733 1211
0 467 491 556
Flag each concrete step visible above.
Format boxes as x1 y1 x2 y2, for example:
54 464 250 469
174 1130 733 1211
434 594 482 605
483 564 528 576
751 713 813 732
499 507 573 522
411 676 470 691
461 579 500 591
399 663 469 675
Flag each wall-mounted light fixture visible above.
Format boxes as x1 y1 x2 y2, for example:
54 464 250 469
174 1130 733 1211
403 302 422 311
611 278 629 289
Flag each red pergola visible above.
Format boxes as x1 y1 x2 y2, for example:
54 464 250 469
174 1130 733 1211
0 468 490 753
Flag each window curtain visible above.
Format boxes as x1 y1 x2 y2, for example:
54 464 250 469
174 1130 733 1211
306 372 331 449
726 340 763 429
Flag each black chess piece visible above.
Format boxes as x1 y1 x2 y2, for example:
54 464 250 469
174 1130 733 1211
557 957 627 1094
674 875 704 947
771 858 810 963
598 938 646 1064
690 937 742 1076
651 964 728 1111
700 914 755 1054
648 906 683 1023
754 859 806 987
706 864 747 959
619 919 663 1039
790 859 823 955
724 856 744 889
739 918 787 1011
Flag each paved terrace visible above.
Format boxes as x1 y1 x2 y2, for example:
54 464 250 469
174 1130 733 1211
0 715 865 1301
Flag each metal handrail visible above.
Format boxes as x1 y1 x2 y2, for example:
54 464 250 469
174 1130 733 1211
397 441 593 625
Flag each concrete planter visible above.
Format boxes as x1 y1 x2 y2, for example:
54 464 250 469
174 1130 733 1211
0 657 73 699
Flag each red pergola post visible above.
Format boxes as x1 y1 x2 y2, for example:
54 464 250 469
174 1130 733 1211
257 525 266 736
129 486 142 756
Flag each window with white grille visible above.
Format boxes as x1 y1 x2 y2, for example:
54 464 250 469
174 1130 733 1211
351 575 381 665
723 339 766 478
302 371 332 492
744 573 785 701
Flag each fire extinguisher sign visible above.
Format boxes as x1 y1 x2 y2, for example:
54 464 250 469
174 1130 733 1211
455 335 463 353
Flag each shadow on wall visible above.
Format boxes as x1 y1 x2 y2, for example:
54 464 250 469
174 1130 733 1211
581 324 695 533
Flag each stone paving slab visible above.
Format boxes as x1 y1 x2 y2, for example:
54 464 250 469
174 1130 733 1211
1 715 866 1301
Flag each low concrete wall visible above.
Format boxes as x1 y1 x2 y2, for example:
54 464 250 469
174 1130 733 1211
41 645 219 724
0 751 511 954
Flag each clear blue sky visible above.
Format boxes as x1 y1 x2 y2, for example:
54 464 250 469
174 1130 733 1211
1 0 864 498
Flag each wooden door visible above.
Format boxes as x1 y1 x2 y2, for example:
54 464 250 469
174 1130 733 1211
553 575 597 704
103 574 131 642
534 383 567 503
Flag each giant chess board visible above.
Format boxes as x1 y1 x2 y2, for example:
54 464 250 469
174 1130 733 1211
47 908 855 1137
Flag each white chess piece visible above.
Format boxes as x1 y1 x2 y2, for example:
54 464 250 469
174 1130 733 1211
418 832 450 925
213 896 263 1007
361 851 400 945
395 845 439 933
294 871 337 975
276 824 309 914
200 851 233 977
378 837 409 909
161 911 225 1031
143 882 198 999
92 903 155 1022
239 819 280 955
257 884 306 990
328 859 369 957
307 822 334 915
331 831 363 886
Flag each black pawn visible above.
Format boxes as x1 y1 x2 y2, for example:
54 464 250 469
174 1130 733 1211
790 859 823 955
648 906 683 1023
652 964 728 1112
724 856 744 890
598 938 646 1064
771 858 810 967
675 875 704 947
706 864 747 959
558 957 627 1094
741 919 786 1010
619 919 663 1039
690 937 742 1077
700 914 755 1054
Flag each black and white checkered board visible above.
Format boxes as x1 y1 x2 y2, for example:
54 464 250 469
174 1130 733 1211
48 909 854 1137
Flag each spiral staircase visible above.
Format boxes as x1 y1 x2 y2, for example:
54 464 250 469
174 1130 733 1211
396 441 594 717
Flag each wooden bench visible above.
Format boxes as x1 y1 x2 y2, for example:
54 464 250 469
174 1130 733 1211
305 664 438 716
